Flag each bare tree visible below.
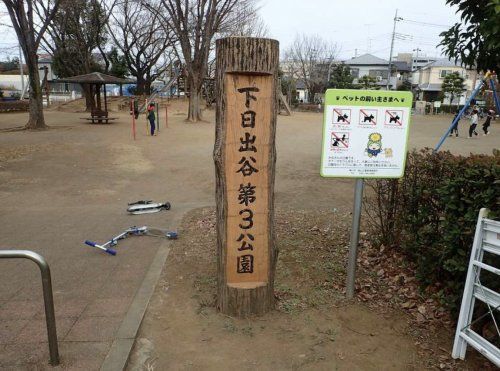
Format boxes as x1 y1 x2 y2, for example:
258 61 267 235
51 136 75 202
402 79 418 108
284 34 338 103
219 0 267 37
109 0 173 95
41 0 114 110
149 0 262 122
2 0 62 129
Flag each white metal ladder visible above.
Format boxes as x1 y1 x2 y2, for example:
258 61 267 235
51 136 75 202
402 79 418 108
452 208 500 367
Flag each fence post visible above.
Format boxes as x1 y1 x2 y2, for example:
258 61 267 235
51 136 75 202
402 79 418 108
0 250 60 366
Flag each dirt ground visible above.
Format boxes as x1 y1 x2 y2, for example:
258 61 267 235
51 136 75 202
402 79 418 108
127 207 421 370
0 100 498 370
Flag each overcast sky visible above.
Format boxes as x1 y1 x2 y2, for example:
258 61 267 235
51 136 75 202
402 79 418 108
0 0 461 61
259 0 461 61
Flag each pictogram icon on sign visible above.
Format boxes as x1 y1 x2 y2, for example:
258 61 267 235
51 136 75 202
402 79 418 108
385 110 403 126
331 132 350 149
359 109 377 125
333 108 351 124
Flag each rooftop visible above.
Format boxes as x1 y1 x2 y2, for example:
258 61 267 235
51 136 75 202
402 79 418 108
55 72 134 84
418 83 442 91
344 53 389 66
421 58 464 69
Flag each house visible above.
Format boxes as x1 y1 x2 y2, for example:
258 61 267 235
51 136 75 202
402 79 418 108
391 61 411 88
410 57 437 85
343 53 397 89
395 53 436 85
295 79 308 103
416 58 478 103
37 55 57 81
37 54 81 95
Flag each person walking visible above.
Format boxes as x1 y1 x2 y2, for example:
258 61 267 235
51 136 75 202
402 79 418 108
147 102 156 136
468 109 479 138
482 109 494 135
449 111 461 137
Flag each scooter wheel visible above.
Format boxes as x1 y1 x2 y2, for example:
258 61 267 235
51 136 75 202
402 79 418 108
164 202 171 210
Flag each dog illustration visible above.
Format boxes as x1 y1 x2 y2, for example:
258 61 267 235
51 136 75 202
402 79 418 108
337 113 349 123
389 114 400 123
363 114 375 123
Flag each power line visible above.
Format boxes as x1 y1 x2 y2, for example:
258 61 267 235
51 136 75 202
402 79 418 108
400 19 451 28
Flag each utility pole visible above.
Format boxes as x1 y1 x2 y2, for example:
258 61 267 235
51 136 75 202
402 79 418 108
387 9 402 90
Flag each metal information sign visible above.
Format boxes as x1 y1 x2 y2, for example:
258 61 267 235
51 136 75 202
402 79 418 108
321 89 412 178
320 89 413 298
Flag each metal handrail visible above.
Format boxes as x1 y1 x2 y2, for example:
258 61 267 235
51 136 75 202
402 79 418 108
0 250 60 366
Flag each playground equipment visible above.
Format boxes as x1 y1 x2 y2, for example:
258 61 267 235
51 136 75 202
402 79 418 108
127 200 171 214
279 92 292 115
452 208 500 367
84 226 178 256
489 78 500 113
138 70 181 114
435 71 499 151
136 62 217 118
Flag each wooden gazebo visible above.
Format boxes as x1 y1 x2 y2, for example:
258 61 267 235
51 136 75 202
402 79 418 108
57 72 133 123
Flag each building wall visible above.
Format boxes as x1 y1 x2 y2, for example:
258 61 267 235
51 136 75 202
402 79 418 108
348 65 389 80
419 66 478 90
418 68 431 85
38 62 57 81
396 53 412 65
0 75 24 90
296 88 308 103
411 58 437 71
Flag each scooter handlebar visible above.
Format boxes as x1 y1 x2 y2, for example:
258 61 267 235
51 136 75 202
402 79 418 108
85 240 117 256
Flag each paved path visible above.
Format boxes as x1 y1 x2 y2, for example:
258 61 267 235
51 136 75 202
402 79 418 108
0 108 214 369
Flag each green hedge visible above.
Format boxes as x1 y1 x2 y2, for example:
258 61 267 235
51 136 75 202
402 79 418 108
364 149 500 312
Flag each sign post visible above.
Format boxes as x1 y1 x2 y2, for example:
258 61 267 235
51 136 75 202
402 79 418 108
320 89 412 298
346 178 364 298
214 37 279 317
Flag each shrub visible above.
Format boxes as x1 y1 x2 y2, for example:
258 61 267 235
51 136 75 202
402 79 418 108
364 149 500 312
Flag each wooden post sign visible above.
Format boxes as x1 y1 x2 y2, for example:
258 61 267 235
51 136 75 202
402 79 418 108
214 37 279 317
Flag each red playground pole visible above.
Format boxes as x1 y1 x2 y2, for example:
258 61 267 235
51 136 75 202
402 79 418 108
131 98 136 140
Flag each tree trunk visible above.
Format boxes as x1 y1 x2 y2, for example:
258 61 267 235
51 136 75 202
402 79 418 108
187 75 203 122
136 75 146 96
145 80 152 95
25 57 47 130
214 37 279 317
82 84 96 112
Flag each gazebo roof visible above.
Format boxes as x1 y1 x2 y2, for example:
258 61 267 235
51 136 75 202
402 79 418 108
56 72 134 84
